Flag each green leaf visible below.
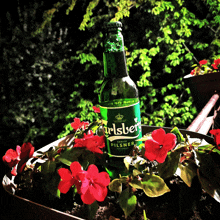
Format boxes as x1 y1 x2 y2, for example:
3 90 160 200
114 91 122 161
198 145 220 155
44 172 61 198
156 149 181 180
141 173 170 197
41 160 56 174
196 151 220 202
57 148 83 166
87 201 99 220
129 177 143 190
124 156 131 171
198 170 220 203
143 210 149 220
171 127 185 142
133 169 142 176
108 177 127 193
177 163 197 187
83 152 96 165
119 187 137 218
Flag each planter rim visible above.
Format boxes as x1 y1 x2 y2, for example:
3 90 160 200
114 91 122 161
184 72 220 79
2 175 84 220
183 72 220 112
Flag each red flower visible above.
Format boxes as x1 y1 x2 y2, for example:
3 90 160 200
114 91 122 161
212 58 220 70
58 161 82 194
74 131 105 154
144 128 176 163
11 166 18 176
199 60 207 65
190 69 195 75
17 143 35 173
212 64 218 69
77 164 110 205
209 129 220 150
2 143 34 176
2 146 21 168
214 58 220 66
93 106 100 113
71 118 89 131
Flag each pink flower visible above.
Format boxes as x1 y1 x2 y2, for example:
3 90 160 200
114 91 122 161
144 128 176 163
209 129 220 150
17 143 35 173
58 161 82 194
74 131 105 154
199 60 207 65
93 106 100 113
71 118 89 131
2 146 21 168
77 164 110 205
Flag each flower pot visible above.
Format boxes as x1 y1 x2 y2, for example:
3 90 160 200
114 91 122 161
1 126 216 220
184 72 220 112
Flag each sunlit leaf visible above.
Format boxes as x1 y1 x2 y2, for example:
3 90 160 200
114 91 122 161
119 187 137 218
157 149 181 180
176 162 197 187
141 173 170 197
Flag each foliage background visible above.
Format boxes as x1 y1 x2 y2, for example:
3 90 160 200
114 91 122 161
1 0 220 156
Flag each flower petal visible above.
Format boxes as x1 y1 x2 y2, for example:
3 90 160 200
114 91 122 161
163 133 176 151
155 148 169 163
87 164 99 178
80 177 90 195
2 149 20 168
58 168 72 181
71 118 81 130
210 129 220 148
58 179 75 194
70 161 82 178
90 183 108 202
80 187 96 205
17 162 27 174
144 139 160 161
97 172 110 187
20 143 34 159
11 166 17 176
199 60 207 65
151 128 166 145
16 145 21 155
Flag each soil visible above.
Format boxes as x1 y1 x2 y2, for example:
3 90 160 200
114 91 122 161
15 176 220 220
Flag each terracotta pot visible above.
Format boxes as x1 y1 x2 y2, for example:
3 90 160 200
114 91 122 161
184 72 220 112
2 126 214 220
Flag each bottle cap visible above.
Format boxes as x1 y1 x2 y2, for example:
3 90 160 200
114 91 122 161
104 21 122 32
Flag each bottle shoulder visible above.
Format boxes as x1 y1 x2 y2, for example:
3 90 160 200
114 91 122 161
99 76 139 102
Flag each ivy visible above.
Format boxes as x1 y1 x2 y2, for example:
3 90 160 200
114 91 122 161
66 0 77 15
79 0 100 31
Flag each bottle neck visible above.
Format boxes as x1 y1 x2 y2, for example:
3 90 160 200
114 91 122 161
103 51 128 78
103 30 128 78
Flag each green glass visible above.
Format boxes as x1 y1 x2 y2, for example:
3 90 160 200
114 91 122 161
99 22 142 174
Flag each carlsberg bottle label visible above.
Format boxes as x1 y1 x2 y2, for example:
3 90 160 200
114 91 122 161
100 98 142 157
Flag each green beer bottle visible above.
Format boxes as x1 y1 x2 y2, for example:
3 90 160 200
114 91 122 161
99 21 142 176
